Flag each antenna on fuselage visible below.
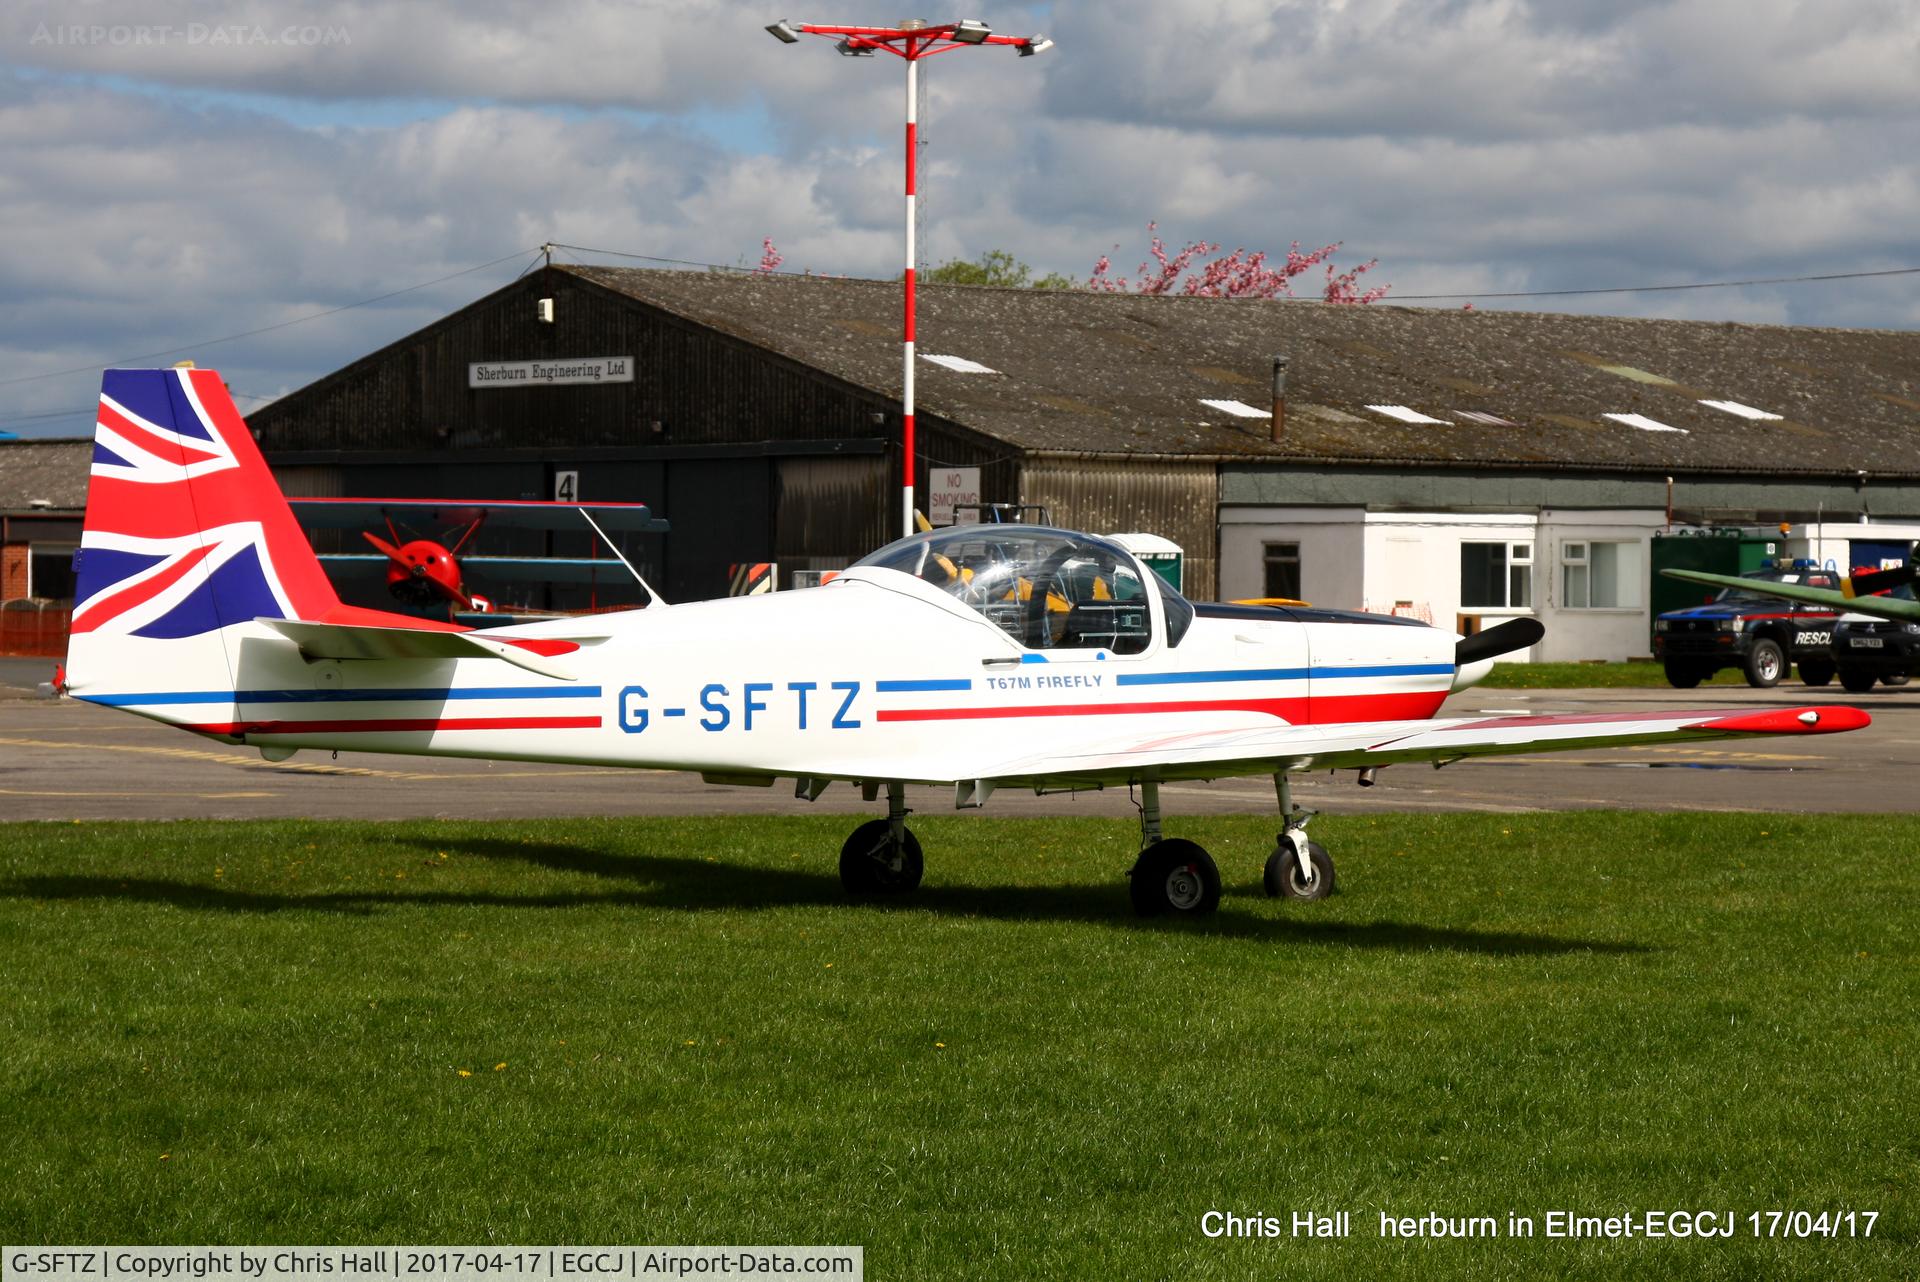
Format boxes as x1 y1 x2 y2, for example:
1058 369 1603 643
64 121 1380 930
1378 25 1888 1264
577 506 670 608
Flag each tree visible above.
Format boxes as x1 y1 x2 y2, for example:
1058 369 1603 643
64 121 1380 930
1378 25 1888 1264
1088 222 1388 304
747 234 1383 301
921 249 1075 290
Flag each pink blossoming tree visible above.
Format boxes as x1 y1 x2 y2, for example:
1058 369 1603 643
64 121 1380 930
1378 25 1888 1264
1089 222 1388 304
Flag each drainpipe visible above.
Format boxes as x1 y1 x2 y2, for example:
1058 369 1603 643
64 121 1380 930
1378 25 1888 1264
1271 355 1289 444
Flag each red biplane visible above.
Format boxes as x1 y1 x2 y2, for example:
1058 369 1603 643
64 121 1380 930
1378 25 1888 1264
288 498 670 622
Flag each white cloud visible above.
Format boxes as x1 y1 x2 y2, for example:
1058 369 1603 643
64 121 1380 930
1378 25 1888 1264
2 0 1918 435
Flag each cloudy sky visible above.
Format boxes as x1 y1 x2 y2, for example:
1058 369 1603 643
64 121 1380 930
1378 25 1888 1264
3 0 1917 437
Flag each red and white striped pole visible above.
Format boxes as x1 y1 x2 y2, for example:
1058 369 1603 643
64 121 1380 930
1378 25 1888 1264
902 39 919 539
768 20 1051 540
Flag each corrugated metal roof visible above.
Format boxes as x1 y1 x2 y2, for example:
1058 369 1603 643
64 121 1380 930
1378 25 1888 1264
561 264 1920 477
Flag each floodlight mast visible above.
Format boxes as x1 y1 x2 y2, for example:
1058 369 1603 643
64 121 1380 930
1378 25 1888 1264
766 18 1052 538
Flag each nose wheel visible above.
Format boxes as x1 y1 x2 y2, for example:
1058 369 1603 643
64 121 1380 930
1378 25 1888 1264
1263 772 1336 900
1265 836 1335 900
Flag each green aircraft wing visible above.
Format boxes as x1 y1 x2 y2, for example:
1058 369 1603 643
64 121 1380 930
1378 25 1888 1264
1661 567 1920 622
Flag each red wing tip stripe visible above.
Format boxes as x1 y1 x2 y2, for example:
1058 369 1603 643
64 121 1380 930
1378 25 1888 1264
1694 706 1872 735
1455 706 1872 735
190 716 601 736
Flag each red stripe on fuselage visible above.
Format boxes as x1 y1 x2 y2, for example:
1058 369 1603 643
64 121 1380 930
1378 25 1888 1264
876 690 1447 725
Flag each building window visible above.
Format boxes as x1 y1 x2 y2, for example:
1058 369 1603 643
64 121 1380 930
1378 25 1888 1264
1562 540 1642 609
27 544 78 602
1461 541 1532 609
1262 542 1301 600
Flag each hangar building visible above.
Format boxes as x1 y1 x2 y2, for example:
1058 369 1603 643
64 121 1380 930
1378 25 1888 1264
13 265 1920 660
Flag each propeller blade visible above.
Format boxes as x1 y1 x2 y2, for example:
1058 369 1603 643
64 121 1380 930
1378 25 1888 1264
1456 617 1545 667
1845 563 1916 598
361 529 405 565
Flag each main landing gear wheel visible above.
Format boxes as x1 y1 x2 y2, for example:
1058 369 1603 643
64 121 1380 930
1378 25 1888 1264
1128 839 1222 917
839 819 923 897
1265 840 1335 900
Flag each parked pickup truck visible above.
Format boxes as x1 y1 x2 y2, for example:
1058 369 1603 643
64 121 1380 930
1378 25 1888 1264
1652 562 1842 688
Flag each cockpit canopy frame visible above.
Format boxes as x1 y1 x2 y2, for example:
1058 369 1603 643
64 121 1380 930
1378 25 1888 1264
851 524 1193 652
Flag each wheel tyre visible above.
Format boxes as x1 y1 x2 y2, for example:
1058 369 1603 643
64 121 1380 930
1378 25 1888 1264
1743 639 1785 688
1128 838 1221 917
838 819 924 897
1884 673 1911 687
1663 661 1705 689
1265 841 1336 901
1798 660 1835 687
1839 666 1878 694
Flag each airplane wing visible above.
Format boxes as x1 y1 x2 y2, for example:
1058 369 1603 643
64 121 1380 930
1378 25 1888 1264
958 704 1869 791
1662 567 1920 621
289 498 670 533
317 552 650 586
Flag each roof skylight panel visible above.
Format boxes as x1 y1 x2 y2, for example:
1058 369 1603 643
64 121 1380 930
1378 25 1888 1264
920 354 999 374
1698 399 1783 421
1198 398 1268 418
1366 405 1447 425
1602 412 1688 434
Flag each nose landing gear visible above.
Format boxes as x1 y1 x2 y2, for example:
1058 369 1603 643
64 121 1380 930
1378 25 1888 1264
1262 772 1336 901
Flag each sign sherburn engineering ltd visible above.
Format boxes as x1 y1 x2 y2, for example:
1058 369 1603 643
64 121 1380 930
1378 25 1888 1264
469 357 634 388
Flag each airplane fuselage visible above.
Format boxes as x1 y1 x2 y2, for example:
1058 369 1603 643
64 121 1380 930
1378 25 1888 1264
70 566 1459 788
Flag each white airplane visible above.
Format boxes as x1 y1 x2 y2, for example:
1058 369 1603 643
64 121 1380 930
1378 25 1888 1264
66 368 1871 915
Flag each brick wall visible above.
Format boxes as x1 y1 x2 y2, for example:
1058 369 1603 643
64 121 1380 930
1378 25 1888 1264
1 543 28 599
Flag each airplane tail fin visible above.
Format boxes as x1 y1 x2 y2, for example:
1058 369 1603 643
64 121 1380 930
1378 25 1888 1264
65 367 355 701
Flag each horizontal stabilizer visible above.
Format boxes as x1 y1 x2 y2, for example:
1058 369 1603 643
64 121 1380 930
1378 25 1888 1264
259 618 580 681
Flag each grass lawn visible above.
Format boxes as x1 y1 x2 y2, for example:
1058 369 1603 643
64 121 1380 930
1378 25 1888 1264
1478 660 1760 689
1 813 1913 1279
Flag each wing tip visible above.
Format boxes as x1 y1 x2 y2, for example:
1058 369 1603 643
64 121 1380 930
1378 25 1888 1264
1695 706 1872 735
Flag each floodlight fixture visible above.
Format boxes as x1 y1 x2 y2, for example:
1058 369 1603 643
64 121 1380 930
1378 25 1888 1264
1018 34 1053 56
765 18 802 42
949 18 991 43
836 36 874 55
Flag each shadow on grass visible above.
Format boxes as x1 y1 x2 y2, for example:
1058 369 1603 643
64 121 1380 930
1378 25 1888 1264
0 834 1649 957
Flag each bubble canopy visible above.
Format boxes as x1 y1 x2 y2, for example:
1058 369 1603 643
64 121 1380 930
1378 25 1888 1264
851 524 1193 652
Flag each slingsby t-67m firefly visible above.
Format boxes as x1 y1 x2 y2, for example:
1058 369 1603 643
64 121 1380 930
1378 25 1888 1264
66 369 1871 915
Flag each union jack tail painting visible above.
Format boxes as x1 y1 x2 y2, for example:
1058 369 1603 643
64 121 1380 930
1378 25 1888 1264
65 368 466 713
72 367 341 645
